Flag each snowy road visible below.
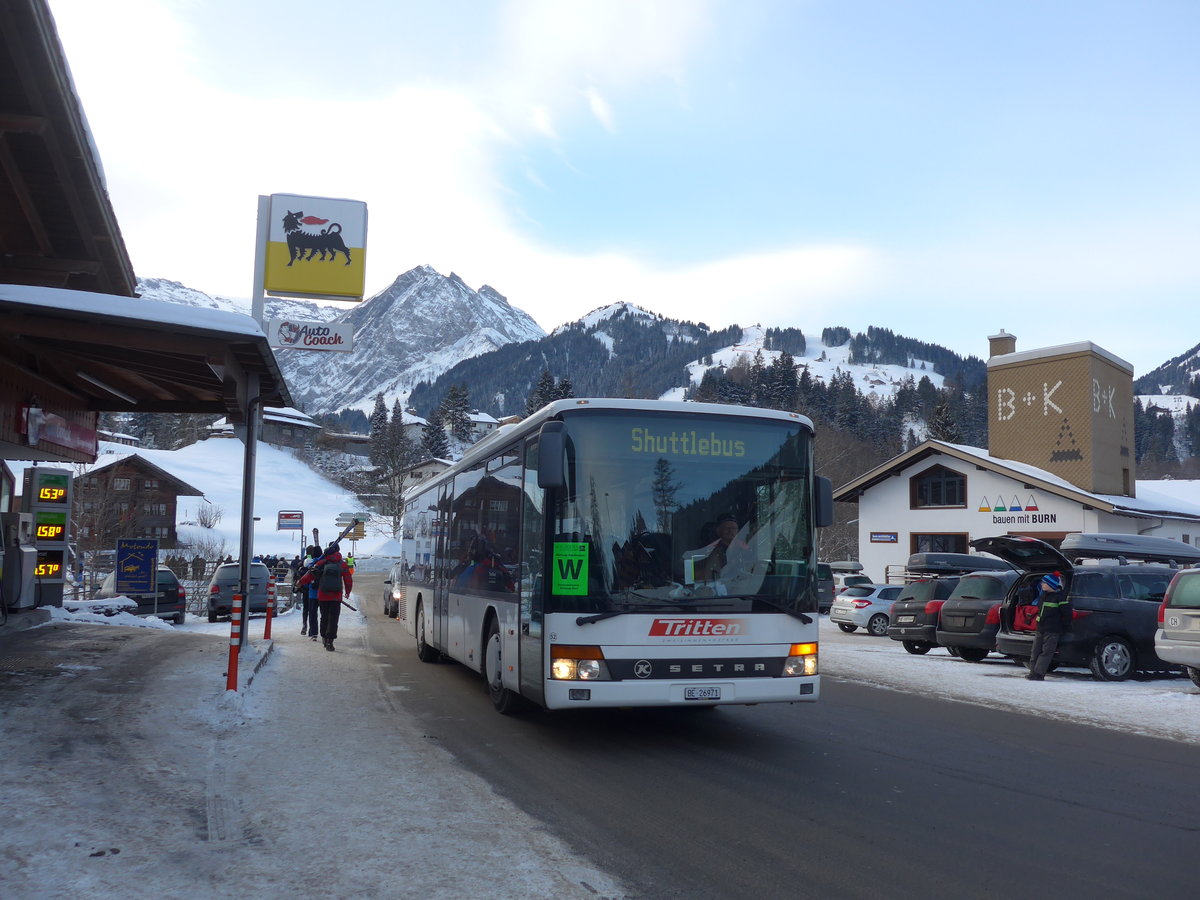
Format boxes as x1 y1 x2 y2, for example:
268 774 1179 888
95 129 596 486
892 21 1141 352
1 572 1196 899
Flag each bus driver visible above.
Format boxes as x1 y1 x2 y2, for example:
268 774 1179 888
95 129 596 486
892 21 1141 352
695 513 754 582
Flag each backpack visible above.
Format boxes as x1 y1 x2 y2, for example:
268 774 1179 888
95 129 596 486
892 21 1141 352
317 561 344 593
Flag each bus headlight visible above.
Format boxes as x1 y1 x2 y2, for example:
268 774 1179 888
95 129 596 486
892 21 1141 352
550 645 611 680
783 642 818 677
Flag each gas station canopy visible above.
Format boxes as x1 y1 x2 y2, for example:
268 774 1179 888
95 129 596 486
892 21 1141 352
1 1 290 465
1 283 291 462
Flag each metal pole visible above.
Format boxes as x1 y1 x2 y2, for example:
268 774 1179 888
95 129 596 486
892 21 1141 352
263 574 276 640
237 376 261 648
251 195 270 327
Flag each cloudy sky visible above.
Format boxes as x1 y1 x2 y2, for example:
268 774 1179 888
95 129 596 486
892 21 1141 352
48 0 1198 376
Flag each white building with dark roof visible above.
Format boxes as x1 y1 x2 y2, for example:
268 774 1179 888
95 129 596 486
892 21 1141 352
834 331 1200 581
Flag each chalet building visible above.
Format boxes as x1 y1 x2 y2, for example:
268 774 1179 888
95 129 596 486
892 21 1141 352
73 454 203 549
321 431 371 458
97 430 140 447
469 410 499 440
403 457 451 491
206 407 321 450
834 331 1200 581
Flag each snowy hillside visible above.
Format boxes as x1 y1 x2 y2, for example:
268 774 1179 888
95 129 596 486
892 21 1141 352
9 440 378 559
660 324 946 402
1138 394 1200 415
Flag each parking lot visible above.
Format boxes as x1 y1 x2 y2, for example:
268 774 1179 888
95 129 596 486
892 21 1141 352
819 616 1200 744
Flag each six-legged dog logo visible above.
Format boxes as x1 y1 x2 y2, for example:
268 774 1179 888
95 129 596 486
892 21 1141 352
282 210 353 266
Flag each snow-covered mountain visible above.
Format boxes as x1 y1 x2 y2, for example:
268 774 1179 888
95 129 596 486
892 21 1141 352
136 277 342 324
281 267 545 415
137 268 546 416
1136 342 1200 397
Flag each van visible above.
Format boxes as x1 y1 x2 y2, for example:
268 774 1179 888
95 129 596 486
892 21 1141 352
978 534 1179 681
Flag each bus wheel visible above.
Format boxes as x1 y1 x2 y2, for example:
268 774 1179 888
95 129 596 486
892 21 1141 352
484 619 521 714
415 603 440 663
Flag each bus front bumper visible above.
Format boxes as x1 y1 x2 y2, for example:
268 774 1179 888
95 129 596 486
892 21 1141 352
544 676 819 709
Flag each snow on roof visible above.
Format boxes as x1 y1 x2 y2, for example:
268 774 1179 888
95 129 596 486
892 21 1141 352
209 407 321 430
866 440 1200 522
988 340 1133 374
0 283 266 338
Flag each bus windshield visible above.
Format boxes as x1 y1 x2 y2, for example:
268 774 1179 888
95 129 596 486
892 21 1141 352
546 409 817 617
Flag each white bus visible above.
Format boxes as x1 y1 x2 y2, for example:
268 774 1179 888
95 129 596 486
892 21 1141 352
395 398 833 713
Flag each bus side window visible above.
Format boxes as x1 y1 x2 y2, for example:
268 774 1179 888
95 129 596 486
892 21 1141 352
521 439 545 620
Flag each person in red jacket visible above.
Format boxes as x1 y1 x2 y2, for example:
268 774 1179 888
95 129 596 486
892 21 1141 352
299 542 353 652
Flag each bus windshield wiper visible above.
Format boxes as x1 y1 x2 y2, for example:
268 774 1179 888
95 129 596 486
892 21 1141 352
745 594 813 624
576 604 661 626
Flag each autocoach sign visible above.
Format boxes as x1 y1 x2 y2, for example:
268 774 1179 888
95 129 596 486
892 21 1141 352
266 318 354 353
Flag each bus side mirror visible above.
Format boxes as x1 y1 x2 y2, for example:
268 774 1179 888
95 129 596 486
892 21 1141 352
815 476 834 528
537 421 566 489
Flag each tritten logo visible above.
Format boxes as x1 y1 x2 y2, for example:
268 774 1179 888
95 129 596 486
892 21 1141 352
649 618 745 637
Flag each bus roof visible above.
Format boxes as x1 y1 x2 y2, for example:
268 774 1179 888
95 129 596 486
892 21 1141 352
414 399 817 501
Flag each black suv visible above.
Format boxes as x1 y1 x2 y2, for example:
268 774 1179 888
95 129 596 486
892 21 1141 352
887 577 960 654
977 535 1177 681
934 570 1019 662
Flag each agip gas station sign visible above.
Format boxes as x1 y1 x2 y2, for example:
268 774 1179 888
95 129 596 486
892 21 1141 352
262 193 368 301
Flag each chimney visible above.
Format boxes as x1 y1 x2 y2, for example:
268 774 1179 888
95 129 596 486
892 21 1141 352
988 329 1017 358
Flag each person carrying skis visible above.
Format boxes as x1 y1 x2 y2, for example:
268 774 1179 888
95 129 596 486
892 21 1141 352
296 544 321 639
299 541 353 652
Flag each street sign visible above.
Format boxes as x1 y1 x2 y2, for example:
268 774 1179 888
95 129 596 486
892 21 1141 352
267 318 354 353
278 510 304 530
116 538 158 595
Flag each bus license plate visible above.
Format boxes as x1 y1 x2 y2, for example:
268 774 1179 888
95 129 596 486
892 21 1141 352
685 686 721 701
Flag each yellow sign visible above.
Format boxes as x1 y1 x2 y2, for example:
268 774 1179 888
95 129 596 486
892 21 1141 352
263 193 368 300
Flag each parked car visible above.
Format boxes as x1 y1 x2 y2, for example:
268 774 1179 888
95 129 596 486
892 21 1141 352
382 562 406 618
96 566 187 625
816 562 834 614
832 572 873 595
1156 568 1200 688
933 570 1020 662
207 561 274 622
978 535 1178 681
886 576 961 654
829 583 903 636
888 552 1014 655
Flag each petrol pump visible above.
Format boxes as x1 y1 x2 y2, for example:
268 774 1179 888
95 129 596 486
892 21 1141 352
9 466 72 608
1 508 35 610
